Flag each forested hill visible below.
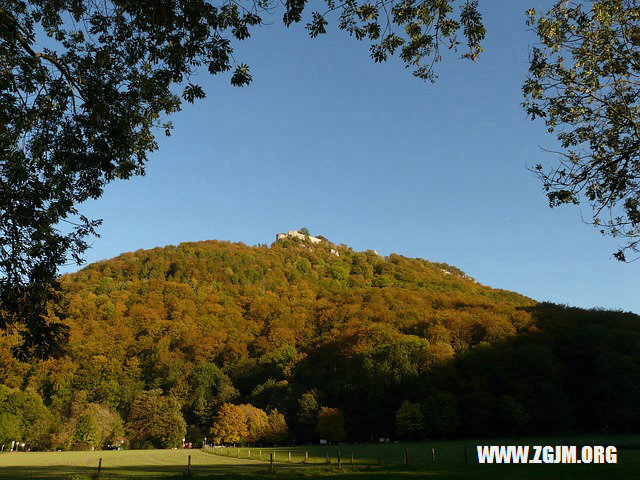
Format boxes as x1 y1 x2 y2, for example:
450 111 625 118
2 234 640 450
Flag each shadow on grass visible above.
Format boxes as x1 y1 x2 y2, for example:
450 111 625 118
1 457 637 480
0 463 442 480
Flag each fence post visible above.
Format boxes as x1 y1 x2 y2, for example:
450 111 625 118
378 451 382 465
351 452 354 465
305 451 308 463
432 447 436 463
187 454 191 477
288 451 291 462
97 458 102 478
270 453 274 472
248 449 251 459
259 450 262 460
337 451 341 470
326 452 330 464
237 448 240 458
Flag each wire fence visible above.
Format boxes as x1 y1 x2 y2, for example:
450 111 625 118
202 443 473 467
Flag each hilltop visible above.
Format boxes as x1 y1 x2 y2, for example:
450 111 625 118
1 232 640 450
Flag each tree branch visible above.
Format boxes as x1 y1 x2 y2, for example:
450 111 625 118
0 7 84 105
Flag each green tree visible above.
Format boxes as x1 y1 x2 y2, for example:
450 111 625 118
0 385 52 449
0 412 22 448
185 424 204 447
297 390 320 442
88 403 125 448
126 390 186 449
250 379 290 412
395 401 425 439
0 0 485 356
423 392 459 438
187 362 237 430
524 0 640 260
498 394 529 434
72 412 101 450
316 407 346 443
259 345 299 378
362 336 429 386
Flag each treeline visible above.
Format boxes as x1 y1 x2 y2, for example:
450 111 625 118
1 236 639 450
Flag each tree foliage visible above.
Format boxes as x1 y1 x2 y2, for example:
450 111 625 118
0 385 52 449
72 412 101 450
209 403 249 445
524 0 640 260
395 400 424 438
126 390 186 449
209 402 287 444
186 362 237 431
264 409 289 444
316 406 346 442
296 390 320 442
423 391 459 437
239 403 269 443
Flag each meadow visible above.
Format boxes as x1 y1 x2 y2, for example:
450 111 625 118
1 435 638 480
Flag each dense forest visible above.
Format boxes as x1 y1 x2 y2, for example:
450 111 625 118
1 232 640 450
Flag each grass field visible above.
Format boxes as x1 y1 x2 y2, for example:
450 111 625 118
1 435 639 479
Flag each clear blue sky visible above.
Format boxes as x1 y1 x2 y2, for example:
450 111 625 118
71 2 640 313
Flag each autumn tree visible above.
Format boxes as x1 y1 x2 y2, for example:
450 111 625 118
316 407 346 443
209 403 248 445
238 404 269 443
263 409 289 445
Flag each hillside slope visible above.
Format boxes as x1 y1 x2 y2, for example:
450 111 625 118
1 234 639 449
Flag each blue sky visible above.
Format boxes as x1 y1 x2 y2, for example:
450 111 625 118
71 2 640 313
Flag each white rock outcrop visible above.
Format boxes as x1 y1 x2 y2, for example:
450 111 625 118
276 230 322 244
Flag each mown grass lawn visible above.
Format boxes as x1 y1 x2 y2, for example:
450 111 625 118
0 449 263 479
1 435 638 479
